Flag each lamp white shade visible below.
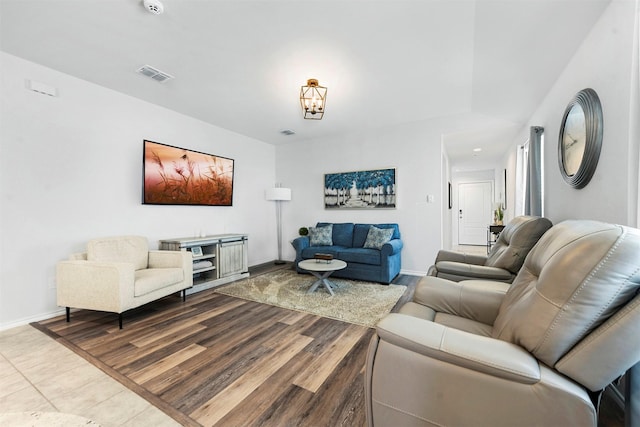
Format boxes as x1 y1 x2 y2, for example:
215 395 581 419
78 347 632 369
265 187 292 201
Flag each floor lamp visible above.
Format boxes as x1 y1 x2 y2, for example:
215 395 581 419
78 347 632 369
265 186 291 265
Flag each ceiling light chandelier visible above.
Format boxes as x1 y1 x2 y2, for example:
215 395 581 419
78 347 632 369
300 79 327 120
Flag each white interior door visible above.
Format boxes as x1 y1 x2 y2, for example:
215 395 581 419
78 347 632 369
458 181 493 245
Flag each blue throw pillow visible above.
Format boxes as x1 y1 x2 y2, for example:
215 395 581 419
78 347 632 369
363 225 394 249
309 224 333 246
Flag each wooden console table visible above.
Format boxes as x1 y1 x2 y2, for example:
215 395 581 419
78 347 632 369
160 234 249 295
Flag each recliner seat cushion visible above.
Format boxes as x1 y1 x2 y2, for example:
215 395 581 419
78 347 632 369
493 220 640 366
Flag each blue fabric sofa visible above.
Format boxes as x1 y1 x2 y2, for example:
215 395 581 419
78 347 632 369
291 222 403 284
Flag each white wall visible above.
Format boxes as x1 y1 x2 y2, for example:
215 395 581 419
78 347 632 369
276 119 446 276
0 53 278 328
506 0 639 227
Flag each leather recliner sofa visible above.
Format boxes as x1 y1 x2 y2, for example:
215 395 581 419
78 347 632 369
366 220 640 426
427 215 552 283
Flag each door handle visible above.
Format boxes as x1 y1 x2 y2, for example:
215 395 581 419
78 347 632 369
459 209 463 219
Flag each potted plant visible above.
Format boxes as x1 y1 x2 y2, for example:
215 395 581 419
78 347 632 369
298 227 309 236
494 205 504 225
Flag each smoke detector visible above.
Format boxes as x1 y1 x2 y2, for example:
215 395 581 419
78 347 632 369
143 0 164 15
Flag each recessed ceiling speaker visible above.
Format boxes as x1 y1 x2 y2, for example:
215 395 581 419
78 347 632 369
143 0 164 15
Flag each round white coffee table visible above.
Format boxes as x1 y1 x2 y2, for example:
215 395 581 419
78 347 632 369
298 259 347 296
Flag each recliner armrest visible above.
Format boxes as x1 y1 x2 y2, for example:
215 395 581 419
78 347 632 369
376 313 540 384
434 250 487 265
435 261 514 281
413 276 509 325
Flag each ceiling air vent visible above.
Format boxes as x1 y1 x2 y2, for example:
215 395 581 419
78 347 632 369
136 65 174 83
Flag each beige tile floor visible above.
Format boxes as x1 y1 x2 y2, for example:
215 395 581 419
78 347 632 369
0 324 180 427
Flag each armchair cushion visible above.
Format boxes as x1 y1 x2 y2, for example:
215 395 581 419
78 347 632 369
87 235 148 270
135 268 185 297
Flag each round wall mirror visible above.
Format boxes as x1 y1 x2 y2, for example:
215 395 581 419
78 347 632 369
558 88 603 189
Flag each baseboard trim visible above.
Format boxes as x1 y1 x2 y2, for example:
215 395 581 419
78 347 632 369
400 269 427 276
0 308 66 331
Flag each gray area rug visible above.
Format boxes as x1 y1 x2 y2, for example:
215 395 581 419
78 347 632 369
215 269 406 328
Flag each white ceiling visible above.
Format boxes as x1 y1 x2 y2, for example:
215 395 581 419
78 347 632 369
0 0 611 166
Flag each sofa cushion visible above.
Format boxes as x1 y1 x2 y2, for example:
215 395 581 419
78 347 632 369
338 248 381 266
318 222 354 247
364 225 394 249
354 223 400 247
134 268 184 297
301 246 342 259
309 225 333 246
88 236 149 271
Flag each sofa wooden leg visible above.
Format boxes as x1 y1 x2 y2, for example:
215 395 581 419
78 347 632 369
182 289 186 302
66 307 70 323
118 313 123 329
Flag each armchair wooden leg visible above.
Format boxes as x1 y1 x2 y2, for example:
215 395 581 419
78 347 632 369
182 289 186 302
118 313 123 329
66 307 70 322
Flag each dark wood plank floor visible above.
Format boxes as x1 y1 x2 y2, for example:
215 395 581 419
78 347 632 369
34 262 624 427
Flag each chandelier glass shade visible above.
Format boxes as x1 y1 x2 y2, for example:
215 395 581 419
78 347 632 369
300 79 327 120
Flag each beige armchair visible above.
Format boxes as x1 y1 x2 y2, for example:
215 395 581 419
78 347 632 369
427 215 552 283
57 236 192 328
366 220 640 426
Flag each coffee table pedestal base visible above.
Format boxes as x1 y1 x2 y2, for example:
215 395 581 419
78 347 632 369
307 271 337 296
